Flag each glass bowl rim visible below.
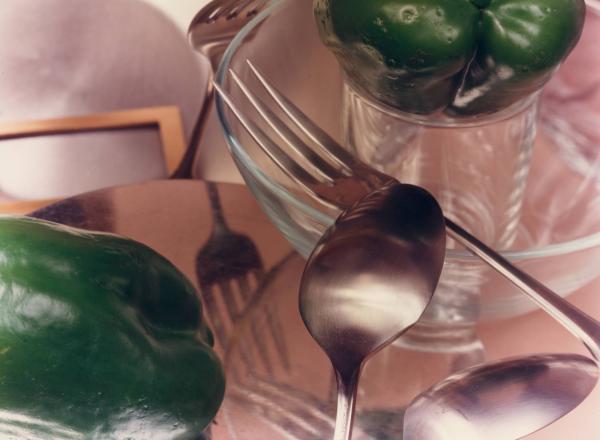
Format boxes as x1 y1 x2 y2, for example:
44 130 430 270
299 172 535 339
215 0 600 262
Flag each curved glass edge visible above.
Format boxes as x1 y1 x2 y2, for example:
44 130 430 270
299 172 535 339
343 73 542 129
214 0 600 263
214 0 333 232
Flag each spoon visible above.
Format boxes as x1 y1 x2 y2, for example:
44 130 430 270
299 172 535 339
299 182 446 440
403 353 598 440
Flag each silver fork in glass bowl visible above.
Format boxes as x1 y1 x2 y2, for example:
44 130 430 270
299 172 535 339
213 60 600 362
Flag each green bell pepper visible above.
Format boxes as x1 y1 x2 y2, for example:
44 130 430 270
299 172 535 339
0 216 225 439
315 0 586 115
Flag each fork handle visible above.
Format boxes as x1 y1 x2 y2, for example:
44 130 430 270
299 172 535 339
171 80 214 178
206 181 229 229
445 218 600 362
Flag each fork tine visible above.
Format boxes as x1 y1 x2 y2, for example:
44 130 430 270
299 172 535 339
237 272 291 371
264 302 291 370
206 0 240 21
201 285 229 350
229 69 342 184
227 0 258 17
213 81 338 208
246 0 267 17
247 60 360 172
206 5 226 21
243 0 269 17
250 320 276 376
218 280 241 325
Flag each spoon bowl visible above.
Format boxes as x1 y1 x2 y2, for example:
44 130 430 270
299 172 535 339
404 353 598 440
299 182 446 439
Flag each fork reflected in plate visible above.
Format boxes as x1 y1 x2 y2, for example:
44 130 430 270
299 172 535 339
195 181 290 377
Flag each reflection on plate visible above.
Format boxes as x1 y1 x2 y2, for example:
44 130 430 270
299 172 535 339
216 254 483 439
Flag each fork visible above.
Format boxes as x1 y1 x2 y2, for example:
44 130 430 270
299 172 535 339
174 0 269 178
189 0 269 67
213 60 600 360
196 182 290 375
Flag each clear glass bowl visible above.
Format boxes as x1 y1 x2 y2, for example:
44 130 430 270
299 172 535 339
214 251 596 440
215 0 600 323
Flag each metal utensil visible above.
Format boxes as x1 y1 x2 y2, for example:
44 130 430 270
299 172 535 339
186 0 288 373
175 0 269 177
403 353 598 440
196 181 264 348
300 183 446 440
226 353 597 440
196 181 289 375
189 0 268 66
214 61 600 362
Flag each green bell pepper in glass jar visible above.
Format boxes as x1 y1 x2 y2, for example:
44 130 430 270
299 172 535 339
315 0 586 115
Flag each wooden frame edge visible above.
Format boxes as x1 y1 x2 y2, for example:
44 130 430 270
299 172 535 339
0 106 187 214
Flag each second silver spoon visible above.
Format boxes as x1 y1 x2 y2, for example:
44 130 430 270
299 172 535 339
403 353 597 439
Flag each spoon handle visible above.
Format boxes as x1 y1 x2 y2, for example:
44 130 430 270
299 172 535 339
333 368 360 440
445 218 600 361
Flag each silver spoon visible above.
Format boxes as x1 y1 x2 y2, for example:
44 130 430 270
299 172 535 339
403 353 598 440
299 182 447 440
